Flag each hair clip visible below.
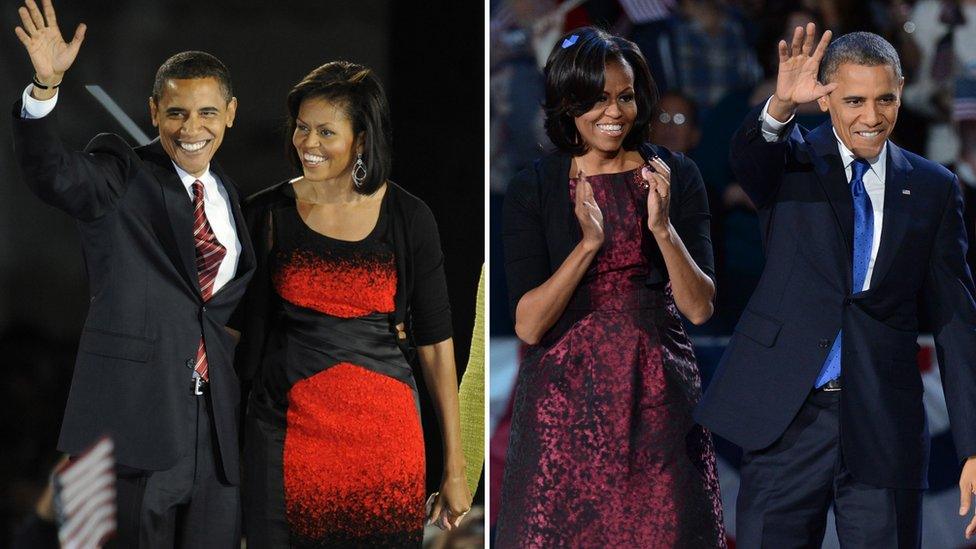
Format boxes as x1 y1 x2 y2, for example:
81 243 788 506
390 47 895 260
561 35 579 48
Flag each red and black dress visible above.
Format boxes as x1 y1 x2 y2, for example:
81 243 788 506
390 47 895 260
242 187 430 548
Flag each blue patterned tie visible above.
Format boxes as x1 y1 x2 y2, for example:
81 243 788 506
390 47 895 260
815 158 873 388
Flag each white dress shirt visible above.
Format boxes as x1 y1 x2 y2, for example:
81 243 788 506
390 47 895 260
172 164 242 294
20 83 58 119
20 83 242 294
759 97 886 291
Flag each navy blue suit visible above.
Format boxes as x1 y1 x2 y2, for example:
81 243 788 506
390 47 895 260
695 105 976 544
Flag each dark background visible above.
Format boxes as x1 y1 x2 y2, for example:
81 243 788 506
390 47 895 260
0 0 484 541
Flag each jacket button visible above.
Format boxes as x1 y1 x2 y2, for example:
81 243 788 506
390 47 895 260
818 339 830 348
185 358 195 369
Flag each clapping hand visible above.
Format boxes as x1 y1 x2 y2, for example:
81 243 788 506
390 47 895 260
769 22 836 122
643 157 672 238
574 171 604 252
14 0 85 92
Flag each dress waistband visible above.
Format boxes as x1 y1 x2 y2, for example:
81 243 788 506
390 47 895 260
280 301 414 384
566 284 673 312
252 302 417 421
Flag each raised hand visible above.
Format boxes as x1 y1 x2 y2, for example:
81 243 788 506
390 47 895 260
14 0 86 86
643 157 672 238
769 22 835 121
574 171 604 251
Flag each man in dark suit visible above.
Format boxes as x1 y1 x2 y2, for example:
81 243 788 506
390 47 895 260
11 0 254 545
695 23 976 546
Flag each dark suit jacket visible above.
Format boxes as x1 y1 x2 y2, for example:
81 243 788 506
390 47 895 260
695 105 976 489
11 102 256 484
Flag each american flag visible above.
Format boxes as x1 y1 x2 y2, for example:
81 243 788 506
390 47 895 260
53 437 117 549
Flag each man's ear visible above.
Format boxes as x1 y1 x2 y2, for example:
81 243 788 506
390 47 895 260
149 97 159 128
225 97 238 128
817 95 830 113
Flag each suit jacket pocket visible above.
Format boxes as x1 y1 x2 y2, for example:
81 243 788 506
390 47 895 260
79 328 154 362
734 308 782 348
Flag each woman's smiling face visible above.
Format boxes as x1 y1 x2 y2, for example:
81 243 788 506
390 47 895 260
292 96 362 182
574 58 637 156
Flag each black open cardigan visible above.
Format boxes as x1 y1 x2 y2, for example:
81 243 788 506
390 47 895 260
230 180 453 383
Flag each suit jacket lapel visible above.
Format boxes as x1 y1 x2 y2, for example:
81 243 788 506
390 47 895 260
138 140 202 297
867 143 914 291
806 122 854 291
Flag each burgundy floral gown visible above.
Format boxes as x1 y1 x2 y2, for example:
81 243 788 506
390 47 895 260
496 168 726 548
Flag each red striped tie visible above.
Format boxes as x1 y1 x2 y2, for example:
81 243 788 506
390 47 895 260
192 180 226 382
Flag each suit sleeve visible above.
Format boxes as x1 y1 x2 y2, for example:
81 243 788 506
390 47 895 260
925 177 976 462
409 202 453 346
729 104 794 210
11 101 131 222
502 166 550 322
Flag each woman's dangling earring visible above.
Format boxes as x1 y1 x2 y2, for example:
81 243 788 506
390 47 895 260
352 153 367 189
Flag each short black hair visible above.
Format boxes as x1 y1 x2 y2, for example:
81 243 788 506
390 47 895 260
543 27 658 156
152 51 233 103
818 31 903 84
286 61 392 195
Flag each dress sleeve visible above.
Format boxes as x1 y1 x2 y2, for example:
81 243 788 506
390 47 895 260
502 166 551 321
672 155 716 283
409 201 453 346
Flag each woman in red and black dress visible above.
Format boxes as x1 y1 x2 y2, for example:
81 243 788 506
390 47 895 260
234 61 471 548
497 28 725 547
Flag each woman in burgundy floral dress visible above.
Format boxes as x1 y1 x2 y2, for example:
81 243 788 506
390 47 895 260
498 27 726 547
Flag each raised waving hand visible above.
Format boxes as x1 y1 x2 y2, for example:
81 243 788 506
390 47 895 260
14 0 85 90
769 22 835 122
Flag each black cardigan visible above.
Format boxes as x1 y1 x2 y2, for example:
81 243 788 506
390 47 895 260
231 180 453 382
502 143 715 320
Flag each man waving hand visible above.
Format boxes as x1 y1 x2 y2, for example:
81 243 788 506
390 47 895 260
12 1 254 545
696 23 976 547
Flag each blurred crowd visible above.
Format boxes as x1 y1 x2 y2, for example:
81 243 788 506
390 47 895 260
490 0 976 335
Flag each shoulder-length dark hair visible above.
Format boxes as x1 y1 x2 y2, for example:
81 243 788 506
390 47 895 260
286 61 392 195
543 27 659 156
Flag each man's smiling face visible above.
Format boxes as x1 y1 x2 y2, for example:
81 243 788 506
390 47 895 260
818 63 903 159
149 77 236 177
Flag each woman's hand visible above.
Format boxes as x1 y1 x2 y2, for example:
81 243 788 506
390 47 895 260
427 474 472 531
574 171 604 251
644 156 672 239
14 0 86 89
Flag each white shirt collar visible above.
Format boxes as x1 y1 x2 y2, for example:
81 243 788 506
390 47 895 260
832 128 887 181
171 161 216 196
